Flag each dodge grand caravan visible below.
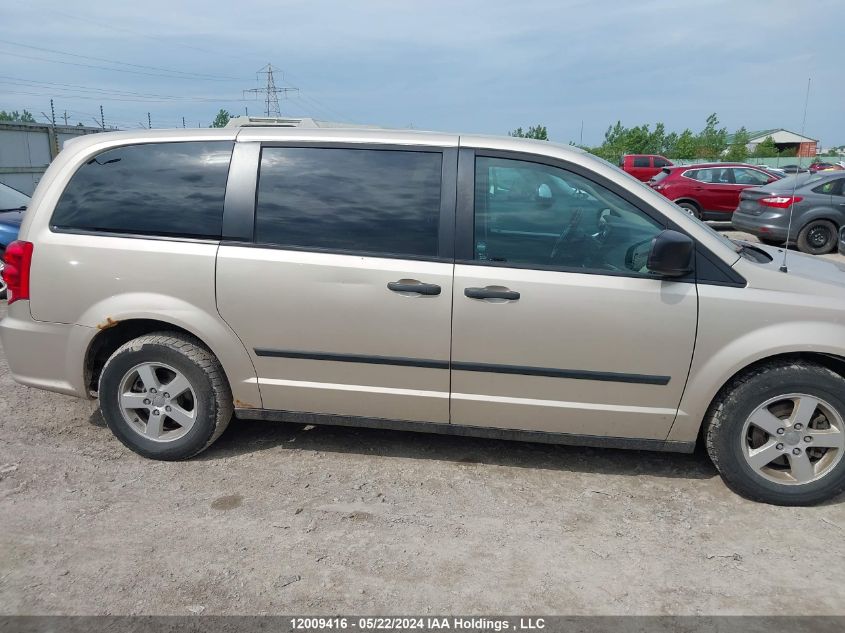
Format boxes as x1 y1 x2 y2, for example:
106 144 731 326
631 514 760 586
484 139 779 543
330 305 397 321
2 127 845 506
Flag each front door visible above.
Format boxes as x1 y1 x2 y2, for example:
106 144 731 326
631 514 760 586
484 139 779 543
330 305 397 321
217 142 457 423
449 152 698 440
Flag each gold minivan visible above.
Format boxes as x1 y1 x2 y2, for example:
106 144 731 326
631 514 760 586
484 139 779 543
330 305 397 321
2 127 845 505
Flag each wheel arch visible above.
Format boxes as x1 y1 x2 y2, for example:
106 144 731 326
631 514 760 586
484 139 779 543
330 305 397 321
796 213 839 232
671 350 845 445
672 197 702 211
83 315 262 409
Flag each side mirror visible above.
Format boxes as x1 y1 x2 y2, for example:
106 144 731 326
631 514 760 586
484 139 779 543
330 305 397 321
647 230 694 277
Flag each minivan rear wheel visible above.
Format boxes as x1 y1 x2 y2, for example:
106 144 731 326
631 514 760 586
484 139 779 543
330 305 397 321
796 219 836 255
98 332 233 460
705 361 845 505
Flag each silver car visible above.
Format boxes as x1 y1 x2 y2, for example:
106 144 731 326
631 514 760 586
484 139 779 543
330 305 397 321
732 171 845 254
2 127 845 506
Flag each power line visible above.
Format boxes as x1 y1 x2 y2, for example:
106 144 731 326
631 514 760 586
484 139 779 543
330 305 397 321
0 38 242 81
0 87 250 104
0 75 246 102
43 5 267 67
0 49 242 82
243 64 298 117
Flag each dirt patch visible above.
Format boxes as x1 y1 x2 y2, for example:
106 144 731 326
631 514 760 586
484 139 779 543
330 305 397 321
1 300 844 615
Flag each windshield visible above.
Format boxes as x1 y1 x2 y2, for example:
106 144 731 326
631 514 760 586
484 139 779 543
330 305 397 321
0 183 30 210
680 210 740 251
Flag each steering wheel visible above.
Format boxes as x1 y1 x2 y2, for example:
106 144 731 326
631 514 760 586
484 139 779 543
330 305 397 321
550 208 584 260
596 208 614 243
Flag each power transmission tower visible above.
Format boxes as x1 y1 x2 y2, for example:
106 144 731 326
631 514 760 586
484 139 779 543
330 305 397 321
243 64 298 117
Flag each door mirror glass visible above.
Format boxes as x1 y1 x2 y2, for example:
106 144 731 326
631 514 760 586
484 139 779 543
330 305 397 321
647 230 694 277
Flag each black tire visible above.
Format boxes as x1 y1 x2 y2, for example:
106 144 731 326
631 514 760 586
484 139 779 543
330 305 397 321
796 219 836 255
676 201 701 219
704 361 845 505
98 332 233 460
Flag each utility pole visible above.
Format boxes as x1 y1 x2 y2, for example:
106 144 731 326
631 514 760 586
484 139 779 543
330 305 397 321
243 63 298 117
182 116 186 128
100 105 105 129
147 112 152 129
47 99 59 158
63 110 69 125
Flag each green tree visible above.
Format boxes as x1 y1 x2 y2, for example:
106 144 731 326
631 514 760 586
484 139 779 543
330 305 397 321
0 109 36 123
662 131 679 157
695 113 728 160
673 129 697 159
724 127 750 162
509 124 548 140
210 109 231 128
752 136 778 158
648 122 666 155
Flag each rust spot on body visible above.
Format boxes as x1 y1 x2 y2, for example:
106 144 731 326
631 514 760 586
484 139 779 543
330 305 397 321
235 399 256 409
97 317 120 331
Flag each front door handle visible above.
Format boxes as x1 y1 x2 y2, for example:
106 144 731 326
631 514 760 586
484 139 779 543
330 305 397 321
387 280 441 296
465 287 520 301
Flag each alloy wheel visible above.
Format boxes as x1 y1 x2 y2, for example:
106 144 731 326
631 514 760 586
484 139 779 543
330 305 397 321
118 362 198 442
741 393 845 485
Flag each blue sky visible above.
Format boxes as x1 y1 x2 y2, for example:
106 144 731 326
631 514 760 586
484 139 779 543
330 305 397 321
2 0 843 146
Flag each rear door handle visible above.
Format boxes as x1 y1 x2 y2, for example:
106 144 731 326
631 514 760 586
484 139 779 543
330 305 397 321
387 280 441 296
464 287 520 301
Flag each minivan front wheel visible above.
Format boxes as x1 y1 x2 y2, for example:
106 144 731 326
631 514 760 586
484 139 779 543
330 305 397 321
796 219 836 254
705 361 845 505
99 332 233 460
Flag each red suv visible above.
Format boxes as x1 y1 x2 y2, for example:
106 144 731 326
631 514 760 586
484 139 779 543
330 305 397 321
620 154 673 181
648 163 782 219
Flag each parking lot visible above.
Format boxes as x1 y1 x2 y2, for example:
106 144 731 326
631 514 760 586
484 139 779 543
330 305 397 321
2 229 845 616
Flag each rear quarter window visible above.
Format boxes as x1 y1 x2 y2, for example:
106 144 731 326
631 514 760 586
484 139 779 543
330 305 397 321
51 141 234 239
650 169 672 184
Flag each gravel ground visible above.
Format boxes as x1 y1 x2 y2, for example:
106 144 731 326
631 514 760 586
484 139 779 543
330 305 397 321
2 229 845 616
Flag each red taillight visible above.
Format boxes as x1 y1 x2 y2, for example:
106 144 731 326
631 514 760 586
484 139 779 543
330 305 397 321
759 195 803 209
3 240 34 304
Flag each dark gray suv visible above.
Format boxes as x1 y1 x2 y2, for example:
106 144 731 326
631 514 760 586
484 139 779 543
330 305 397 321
732 172 845 254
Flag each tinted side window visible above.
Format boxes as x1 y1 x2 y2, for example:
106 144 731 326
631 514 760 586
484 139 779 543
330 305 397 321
255 147 442 257
688 168 733 184
733 168 770 185
654 157 671 168
474 157 664 276
633 157 650 167
813 179 844 195
52 141 233 239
